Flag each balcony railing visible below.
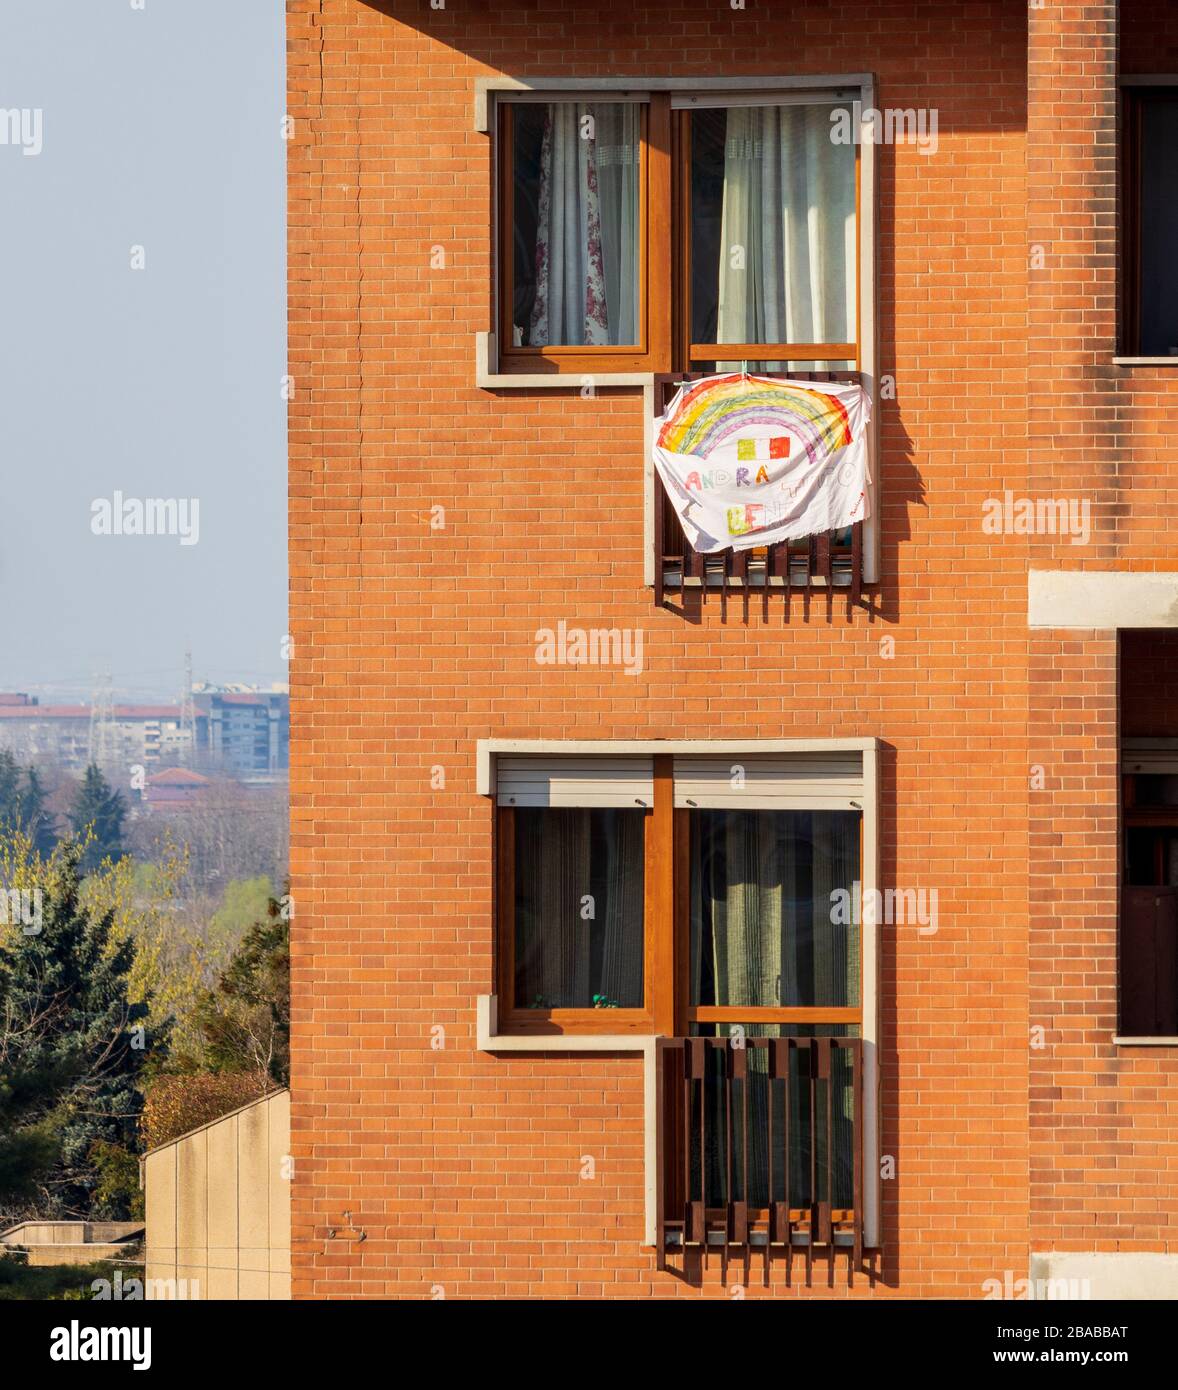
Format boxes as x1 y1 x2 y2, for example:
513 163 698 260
656 1035 865 1279
654 371 864 608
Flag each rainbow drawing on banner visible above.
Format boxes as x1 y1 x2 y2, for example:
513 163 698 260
656 373 853 465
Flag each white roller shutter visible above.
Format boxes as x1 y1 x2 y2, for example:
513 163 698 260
673 752 864 810
495 755 654 808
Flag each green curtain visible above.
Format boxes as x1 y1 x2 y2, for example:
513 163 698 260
691 811 858 1011
689 810 859 1210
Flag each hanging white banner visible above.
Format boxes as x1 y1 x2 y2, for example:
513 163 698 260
653 373 871 554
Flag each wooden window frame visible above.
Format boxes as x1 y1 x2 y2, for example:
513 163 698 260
496 96 672 375
676 806 864 1033
494 755 675 1035
494 754 863 1037
1120 83 1178 358
674 102 861 372
494 90 863 377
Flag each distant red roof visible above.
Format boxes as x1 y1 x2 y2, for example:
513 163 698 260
148 767 210 787
0 704 191 720
0 705 89 719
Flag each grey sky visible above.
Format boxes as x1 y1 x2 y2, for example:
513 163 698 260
0 0 285 704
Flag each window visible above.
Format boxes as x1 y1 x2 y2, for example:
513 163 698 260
680 806 862 1214
487 741 880 1256
513 807 645 1010
508 102 644 350
684 102 857 371
494 753 661 1032
493 749 867 1036
1122 86 1178 357
1121 740 1178 1035
495 88 863 375
689 809 861 1023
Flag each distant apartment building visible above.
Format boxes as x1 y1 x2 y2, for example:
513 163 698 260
0 689 290 778
0 695 203 773
193 691 289 776
143 766 213 811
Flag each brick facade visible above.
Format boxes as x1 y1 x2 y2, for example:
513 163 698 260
288 0 1178 1297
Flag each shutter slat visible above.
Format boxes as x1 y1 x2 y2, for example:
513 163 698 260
496 755 654 808
672 753 864 809
1122 739 1178 776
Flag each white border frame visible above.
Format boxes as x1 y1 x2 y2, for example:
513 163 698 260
476 736 882 1249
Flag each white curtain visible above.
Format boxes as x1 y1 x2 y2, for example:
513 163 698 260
529 103 640 347
716 105 856 353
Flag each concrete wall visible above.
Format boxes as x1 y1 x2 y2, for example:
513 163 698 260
0 1221 144 1268
144 1089 290 1300
1030 1253 1178 1302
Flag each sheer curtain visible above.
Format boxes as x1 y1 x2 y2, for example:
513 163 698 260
690 811 857 1011
715 105 856 352
514 808 644 1009
529 103 640 347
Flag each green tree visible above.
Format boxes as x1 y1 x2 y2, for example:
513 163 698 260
0 752 55 856
0 751 20 830
0 834 150 1219
68 765 126 874
187 895 289 1086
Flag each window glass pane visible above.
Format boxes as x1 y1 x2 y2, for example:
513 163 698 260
514 807 644 1009
690 105 856 349
1138 95 1178 357
511 102 641 349
689 809 860 1009
1132 774 1178 808
1125 825 1178 887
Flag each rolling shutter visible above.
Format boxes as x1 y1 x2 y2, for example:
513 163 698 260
495 755 654 808
1122 738 1178 776
672 752 864 810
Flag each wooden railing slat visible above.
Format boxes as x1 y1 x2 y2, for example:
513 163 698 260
655 1036 864 1267
653 371 867 607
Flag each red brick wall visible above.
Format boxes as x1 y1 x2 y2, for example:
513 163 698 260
1025 1 1178 1260
287 0 1176 1299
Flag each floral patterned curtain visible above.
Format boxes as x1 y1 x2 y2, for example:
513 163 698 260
529 103 640 347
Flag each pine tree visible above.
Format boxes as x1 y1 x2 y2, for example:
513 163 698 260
0 752 55 855
68 764 127 874
0 750 20 828
0 838 149 1219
